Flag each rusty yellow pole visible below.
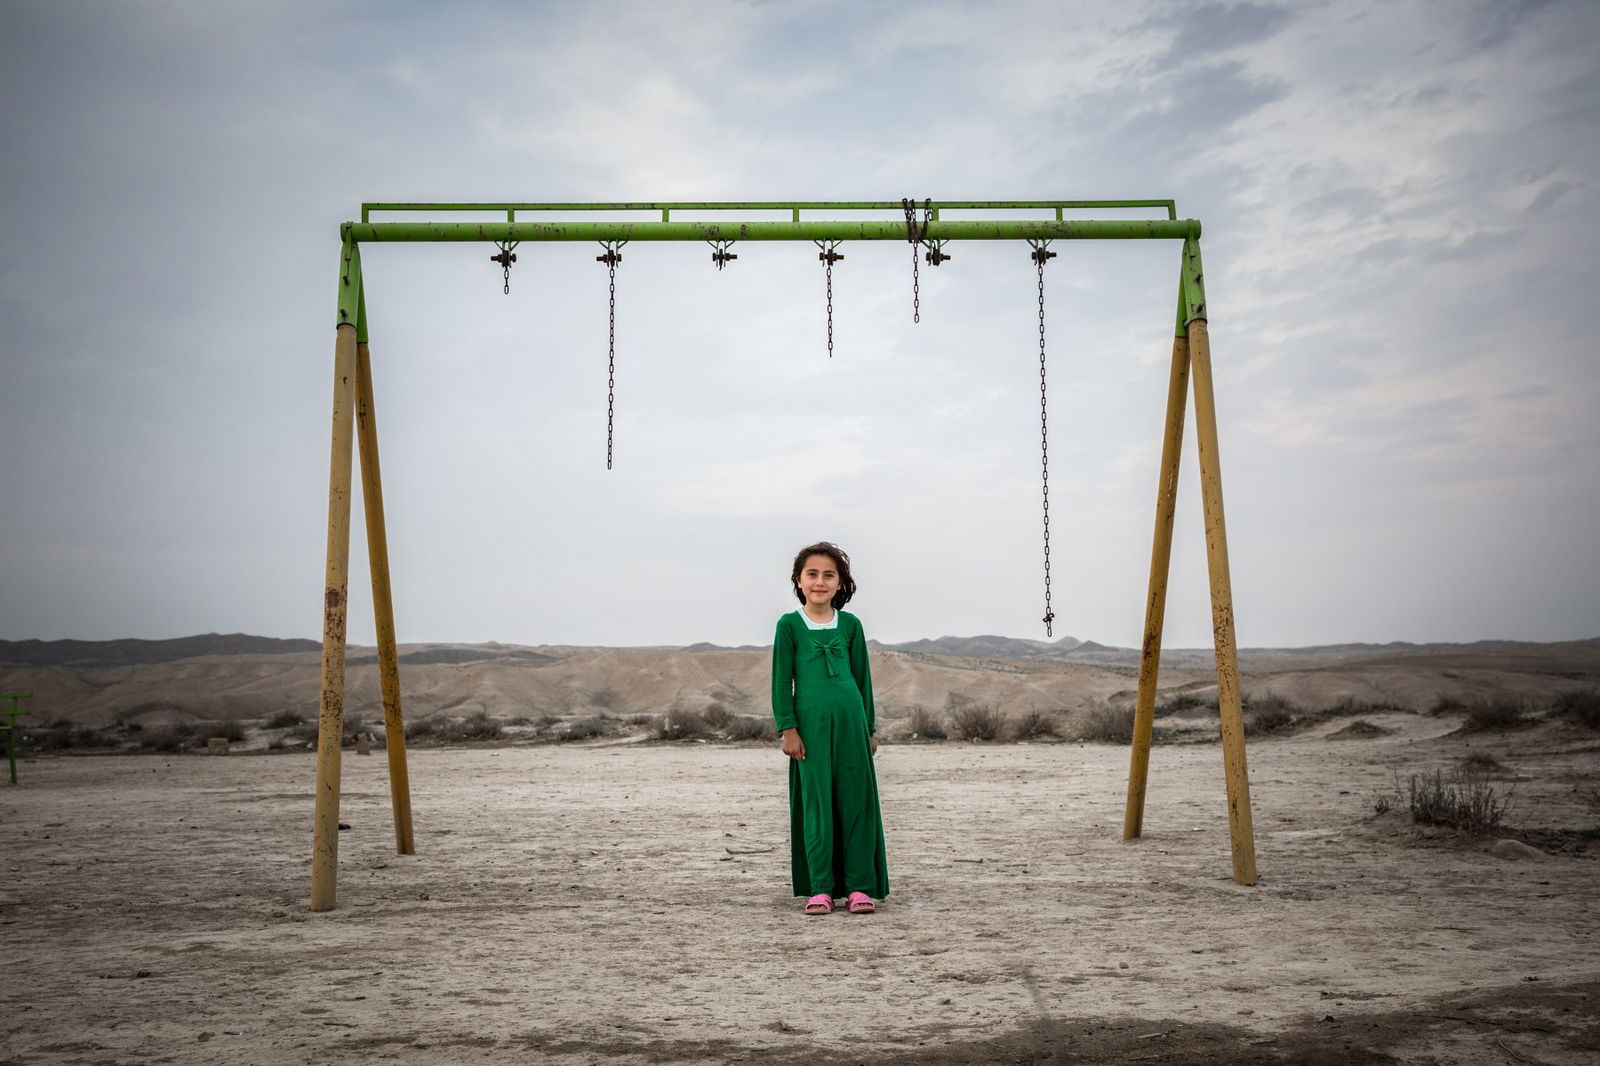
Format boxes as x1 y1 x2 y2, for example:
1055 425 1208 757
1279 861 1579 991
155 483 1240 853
354 331 415 855
1188 313 1258 886
310 321 359 911
1123 318 1191 841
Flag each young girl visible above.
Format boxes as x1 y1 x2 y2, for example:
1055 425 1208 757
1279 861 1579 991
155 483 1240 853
771 541 889 915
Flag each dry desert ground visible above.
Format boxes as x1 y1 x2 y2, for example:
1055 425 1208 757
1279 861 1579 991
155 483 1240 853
3 705 1598 1065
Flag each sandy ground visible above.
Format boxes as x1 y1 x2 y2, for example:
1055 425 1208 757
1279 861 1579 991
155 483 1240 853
3 716 1597 1065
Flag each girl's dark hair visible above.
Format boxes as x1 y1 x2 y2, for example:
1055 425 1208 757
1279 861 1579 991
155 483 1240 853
791 541 856 609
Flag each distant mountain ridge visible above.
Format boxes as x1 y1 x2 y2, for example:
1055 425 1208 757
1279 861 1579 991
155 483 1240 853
3 632 1595 668
0 633 319 667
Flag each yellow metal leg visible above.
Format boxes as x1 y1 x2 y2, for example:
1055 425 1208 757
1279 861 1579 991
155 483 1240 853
310 323 358 911
1124 332 1191 840
355 341 415 855
1187 318 1258 885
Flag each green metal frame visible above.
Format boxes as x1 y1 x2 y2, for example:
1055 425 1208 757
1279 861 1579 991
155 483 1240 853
2 693 31 785
310 198 1249 913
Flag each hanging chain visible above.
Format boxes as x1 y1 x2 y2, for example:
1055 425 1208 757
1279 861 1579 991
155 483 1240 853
489 241 519 294
816 240 844 358
1030 239 1058 636
597 241 626 469
902 197 932 322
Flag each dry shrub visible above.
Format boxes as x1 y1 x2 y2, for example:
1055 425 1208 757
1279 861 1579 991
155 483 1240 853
1554 689 1600 730
1458 751 1507 774
1154 693 1215 718
205 720 247 743
405 712 503 743
1431 695 1466 714
264 710 304 729
1459 699 1532 733
949 703 1004 742
1008 710 1060 741
1076 707 1134 745
701 702 736 730
1244 700 1296 736
905 706 946 741
560 717 609 742
1407 768 1512 833
655 710 710 741
17 720 118 752
725 716 775 742
1324 697 1404 717
137 723 197 752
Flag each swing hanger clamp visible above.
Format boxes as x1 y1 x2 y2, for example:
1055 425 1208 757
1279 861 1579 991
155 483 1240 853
708 240 737 270
596 240 625 268
924 239 952 266
489 240 519 295
1029 238 1057 267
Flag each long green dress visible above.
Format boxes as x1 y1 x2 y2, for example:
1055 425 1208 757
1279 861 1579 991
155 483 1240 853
771 609 889 899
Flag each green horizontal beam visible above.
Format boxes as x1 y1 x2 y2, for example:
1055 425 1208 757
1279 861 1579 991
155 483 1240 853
344 218 1199 244
361 199 1180 222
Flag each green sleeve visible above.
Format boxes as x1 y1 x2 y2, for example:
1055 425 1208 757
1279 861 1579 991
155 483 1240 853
849 614 876 735
771 616 798 734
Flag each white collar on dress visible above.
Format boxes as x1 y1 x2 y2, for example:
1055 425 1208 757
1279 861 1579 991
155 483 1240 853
795 607 839 630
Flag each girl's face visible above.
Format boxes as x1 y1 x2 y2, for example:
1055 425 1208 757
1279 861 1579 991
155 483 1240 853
796 554 841 610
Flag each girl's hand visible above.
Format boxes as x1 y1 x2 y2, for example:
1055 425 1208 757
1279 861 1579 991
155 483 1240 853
780 728 806 760
870 734 878 756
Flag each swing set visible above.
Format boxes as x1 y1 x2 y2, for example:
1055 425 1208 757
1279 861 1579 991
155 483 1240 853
308 200 1256 911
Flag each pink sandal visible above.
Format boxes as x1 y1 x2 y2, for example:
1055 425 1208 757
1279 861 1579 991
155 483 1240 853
803 893 834 915
847 891 876 914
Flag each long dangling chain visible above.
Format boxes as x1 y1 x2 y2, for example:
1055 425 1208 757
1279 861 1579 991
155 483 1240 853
597 241 626 468
1030 240 1057 637
902 198 932 322
816 240 844 358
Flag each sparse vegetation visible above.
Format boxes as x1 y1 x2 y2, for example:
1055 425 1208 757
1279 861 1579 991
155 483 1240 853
559 717 609 742
1553 689 1600 729
1458 751 1507 774
1431 695 1466 714
1371 791 1394 815
949 703 1004 742
137 723 197 752
654 709 710 741
1155 693 1213 717
205 720 247 743
404 712 503 744
1323 697 1404 717
1459 699 1532 733
701 702 735 730
1406 768 1512 833
1243 695 1298 736
1008 709 1060 741
15 719 118 752
264 710 304 729
1076 706 1135 745
905 706 947 741
724 716 775 742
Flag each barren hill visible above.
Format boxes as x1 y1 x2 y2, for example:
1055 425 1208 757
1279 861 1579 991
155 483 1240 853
2 634 1596 731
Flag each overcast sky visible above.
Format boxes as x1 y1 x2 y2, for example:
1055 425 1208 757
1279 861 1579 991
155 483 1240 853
1 0 1596 650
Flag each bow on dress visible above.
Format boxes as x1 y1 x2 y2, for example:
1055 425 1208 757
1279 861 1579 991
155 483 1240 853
809 636 848 679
